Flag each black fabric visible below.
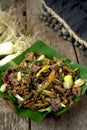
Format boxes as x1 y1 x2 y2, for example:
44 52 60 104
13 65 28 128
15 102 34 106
44 0 87 42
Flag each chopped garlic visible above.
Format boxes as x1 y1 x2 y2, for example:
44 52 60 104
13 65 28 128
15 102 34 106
17 71 22 81
60 103 66 107
15 94 24 102
59 68 62 73
74 79 85 88
74 79 82 85
37 55 45 61
0 84 7 92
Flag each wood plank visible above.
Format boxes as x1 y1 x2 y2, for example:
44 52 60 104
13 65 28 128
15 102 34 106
26 1 87 130
26 0 77 62
0 99 29 130
0 1 29 130
31 95 87 130
75 48 87 66
25 0 87 130
0 0 15 10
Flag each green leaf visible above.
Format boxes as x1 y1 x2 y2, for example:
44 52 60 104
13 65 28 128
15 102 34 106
54 106 70 116
73 96 81 103
0 92 17 110
0 40 87 122
68 61 87 95
17 108 49 122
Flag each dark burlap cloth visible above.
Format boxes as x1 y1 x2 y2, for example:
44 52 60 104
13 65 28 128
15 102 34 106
41 0 87 50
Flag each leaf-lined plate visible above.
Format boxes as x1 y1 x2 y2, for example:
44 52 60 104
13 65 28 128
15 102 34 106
0 40 87 122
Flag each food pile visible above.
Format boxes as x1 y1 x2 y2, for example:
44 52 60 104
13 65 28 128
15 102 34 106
0 52 85 112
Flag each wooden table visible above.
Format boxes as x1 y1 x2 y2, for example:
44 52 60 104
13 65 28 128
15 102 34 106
0 0 87 130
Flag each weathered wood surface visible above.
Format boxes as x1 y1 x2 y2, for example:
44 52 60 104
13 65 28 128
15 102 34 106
0 0 87 130
26 1 87 130
0 0 29 130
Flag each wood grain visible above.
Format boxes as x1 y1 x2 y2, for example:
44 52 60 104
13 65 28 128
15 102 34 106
0 0 14 10
31 95 87 130
0 0 87 130
75 48 87 66
26 0 77 61
26 0 87 130
0 0 29 130
0 98 30 130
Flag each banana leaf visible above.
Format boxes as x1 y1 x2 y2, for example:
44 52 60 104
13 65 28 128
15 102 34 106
0 40 87 122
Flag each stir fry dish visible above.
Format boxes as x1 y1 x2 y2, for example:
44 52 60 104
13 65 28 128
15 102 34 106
0 52 85 112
